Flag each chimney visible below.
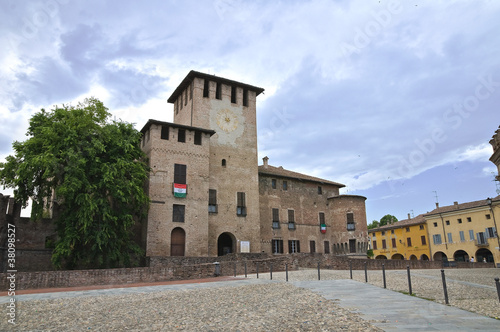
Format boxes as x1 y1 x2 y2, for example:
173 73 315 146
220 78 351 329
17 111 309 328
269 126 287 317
435 202 439 208
454 201 458 209
408 213 411 220
263 156 269 168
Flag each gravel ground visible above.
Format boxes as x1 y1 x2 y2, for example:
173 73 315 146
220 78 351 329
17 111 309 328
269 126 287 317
247 268 500 319
1 283 381 331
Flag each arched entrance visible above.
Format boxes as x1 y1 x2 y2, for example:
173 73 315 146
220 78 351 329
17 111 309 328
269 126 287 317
391 253 404 260
453 250 469 262
476 248 494 263
375 255 387 260
218 232 235 256
433 252 447 261
420 254 429 261
171 227 185 256
409 255 417 260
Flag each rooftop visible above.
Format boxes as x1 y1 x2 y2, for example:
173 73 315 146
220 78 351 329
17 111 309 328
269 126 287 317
423 196 500 217
140 119 216 135
370 214 426 232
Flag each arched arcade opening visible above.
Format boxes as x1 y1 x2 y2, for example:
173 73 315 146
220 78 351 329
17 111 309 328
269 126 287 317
218 232 235 256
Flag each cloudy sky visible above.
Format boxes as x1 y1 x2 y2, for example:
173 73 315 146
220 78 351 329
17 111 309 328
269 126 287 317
1 0 499 223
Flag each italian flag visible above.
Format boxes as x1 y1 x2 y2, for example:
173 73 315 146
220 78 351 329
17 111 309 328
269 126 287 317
320 224 327 234
174 183 187 198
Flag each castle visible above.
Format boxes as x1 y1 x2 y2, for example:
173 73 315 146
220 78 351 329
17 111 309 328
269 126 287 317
139 71 369 258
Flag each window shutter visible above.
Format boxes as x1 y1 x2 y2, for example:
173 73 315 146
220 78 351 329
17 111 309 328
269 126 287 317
174 164 187 184
209 189 217 205
272 208 279 222
237 192 246 207
485 228 489 238
279 240 283 253
288 240 292 253
288 210 295 223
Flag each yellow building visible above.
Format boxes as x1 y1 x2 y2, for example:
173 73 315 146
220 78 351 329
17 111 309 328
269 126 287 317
425 197 500 266
369 214 431 261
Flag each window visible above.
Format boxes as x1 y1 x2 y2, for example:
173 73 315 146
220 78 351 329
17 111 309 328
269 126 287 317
209 189 217 213
477 232 487 245
467 217 472 222
406 227 410 232
288 210 295 230
421 235 426 245
433 222 438 227
445 220 450 225
222 159 226 167
346 212 355 231
457 218 462 224
391 238 397 248
231 86 236 103
407 237 412 247
318 186 322 194
381 231 385 235
161 126 169 140
271 179 276 189
272 208 280 229
310 240 316 253
174 164 187 184
236 192 246 216
203 79 209 97
173 204 185 222
486 227 496 238
486 214 491 220
459 231 465 242
288 222 296 230
419 225 424 230
288 240 300 253
318 212 325 224
194 131 202 145
283 181 288 190
382 239 387 249
215 82 222 100
272 239 283 254
324 241 330 254
433 234 442 245
391 230 394 234
349 239 356 253
243 88 248 106
447 233 453 244
178 129 186 143
372 240 378 250
469 230 474 240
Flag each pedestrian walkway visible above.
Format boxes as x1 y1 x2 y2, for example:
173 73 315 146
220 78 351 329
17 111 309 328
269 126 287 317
2 277 500 331
292 279 500 331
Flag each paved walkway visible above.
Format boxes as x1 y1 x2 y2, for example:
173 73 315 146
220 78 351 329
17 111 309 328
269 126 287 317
2 277 500 331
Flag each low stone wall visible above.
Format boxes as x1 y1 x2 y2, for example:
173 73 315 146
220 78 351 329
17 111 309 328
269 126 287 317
1 254 493 291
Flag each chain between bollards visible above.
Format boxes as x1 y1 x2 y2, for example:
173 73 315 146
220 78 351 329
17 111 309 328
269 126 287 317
407 265 412 295
382 263 386 289
364 262 368 283
495 278 500 303
441 269 449 305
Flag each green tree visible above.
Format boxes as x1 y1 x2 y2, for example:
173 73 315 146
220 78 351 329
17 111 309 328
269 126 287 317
367 220 379 229
380 214 398 226
0 98 149 269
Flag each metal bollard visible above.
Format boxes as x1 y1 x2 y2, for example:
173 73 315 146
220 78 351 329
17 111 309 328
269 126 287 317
364 262 368 283
244 261 247 278
234 262 236 277
317 261 321 281
350 260 353 279
495 278 500 303
407 265 412 295
256 262 259 279
286 263 288 282
441 269 449 305
213 262 220 277
382 264 386 289
270 263 273 280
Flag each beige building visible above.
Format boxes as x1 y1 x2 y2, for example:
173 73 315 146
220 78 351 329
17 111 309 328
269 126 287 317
140 71 369 258
425 198 500 266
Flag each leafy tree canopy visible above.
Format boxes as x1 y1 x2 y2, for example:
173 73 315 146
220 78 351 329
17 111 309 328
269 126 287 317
0 98 149 269
380 214 398 226
367 220 379 230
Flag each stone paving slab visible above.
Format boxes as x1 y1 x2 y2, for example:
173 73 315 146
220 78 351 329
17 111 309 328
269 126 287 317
292 279 500 331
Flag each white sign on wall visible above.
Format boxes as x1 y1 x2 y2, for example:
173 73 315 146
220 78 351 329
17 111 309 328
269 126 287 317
240 241 250 253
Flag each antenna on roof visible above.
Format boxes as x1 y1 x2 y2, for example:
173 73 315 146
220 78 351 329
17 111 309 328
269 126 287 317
410 209 414 218
432 191 439 208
